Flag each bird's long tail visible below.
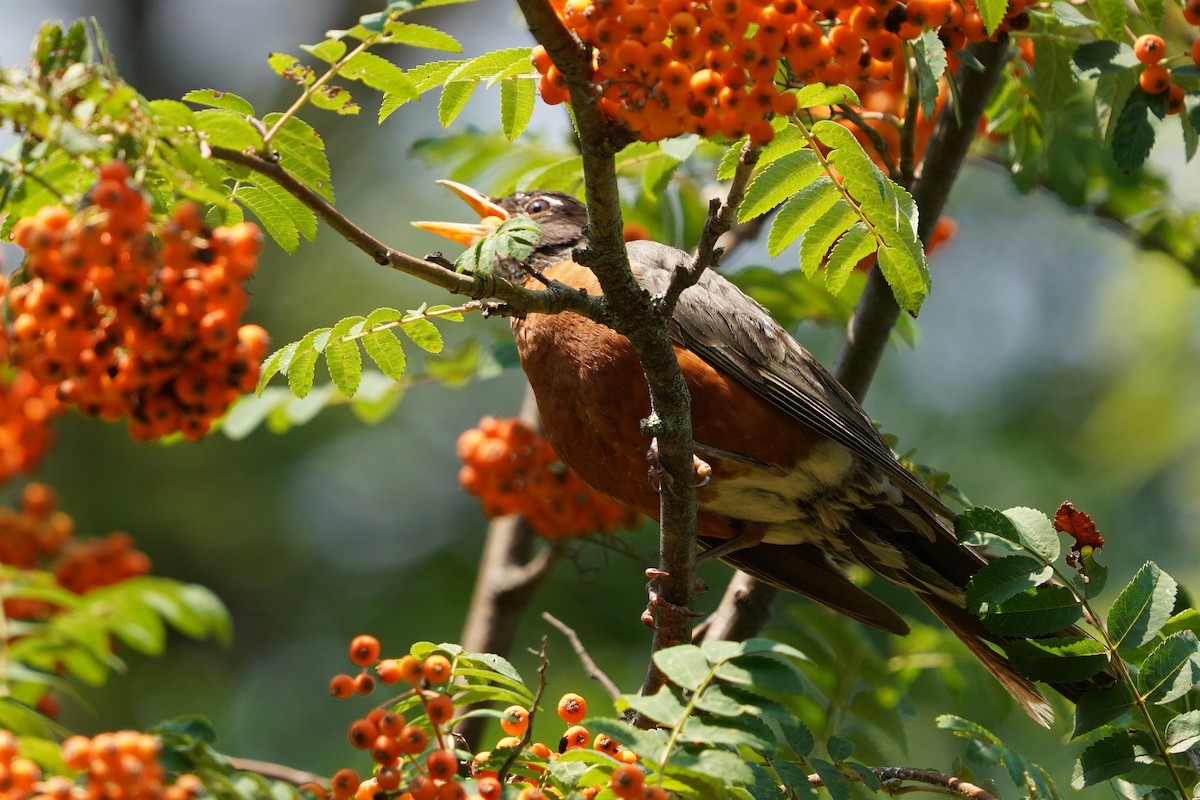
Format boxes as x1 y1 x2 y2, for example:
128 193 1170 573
919 596 1056 726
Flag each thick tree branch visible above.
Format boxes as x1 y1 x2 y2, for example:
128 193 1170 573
802 766 997 799
836 37 1012 400
514 0 703 690
702 38 1014 643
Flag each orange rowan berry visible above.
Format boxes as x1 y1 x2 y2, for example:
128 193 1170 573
378 712 406 737
333 767 360 796
669 10 700 36
1186 0 1200 22
477 776 502 800
1133 34 1166 64
423 653 453 683
438 781 468 800
376 766 402 792
529 741 553 759
426 750 458 781
618 749 640 764
531 45 554 74
609 765 645 800
594 735 620 755
500 706 531 737
1166 82 1186 114
471 751 497 779
349 719 380 749
371 735 401 765
355 778 381 800
561 725 590 751
557 693 587 723
645 787 669 800
1139 63 1170 93
494 736 522 751
376 658 404 684
398 725 429 755
425 692 456 725
354 673 377 696
748 119 776 145
329 674 356 699
395 654 426 684
517 789 548 800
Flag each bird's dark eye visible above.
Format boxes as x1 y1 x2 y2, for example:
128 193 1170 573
528 198 548 213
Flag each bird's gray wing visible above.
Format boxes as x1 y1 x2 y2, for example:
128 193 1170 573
626 240 952 521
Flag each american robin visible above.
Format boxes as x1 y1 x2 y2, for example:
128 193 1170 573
415 181 1088 725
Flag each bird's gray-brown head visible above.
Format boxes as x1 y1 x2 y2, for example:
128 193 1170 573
413 181 589 282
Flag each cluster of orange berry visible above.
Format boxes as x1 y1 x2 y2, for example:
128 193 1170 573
457 417 641 540
535 0 1015 145
0 483 150 621
0 729 203 800
473 694 661 800
5 162 269 442
327 637 468 800
0 331 62 483
328 635 664 800
1132 31 1197 114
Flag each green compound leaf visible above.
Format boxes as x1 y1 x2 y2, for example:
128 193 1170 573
766 177 840 257
182 88 255 115
401 318 444 353
966 555 1054 612
325 316 367 397
979 585 1082 637
1108 561 1177 652
1006 637 1111 683
500 78 535 141
1137 631 1200 704
362 329 407 381
739 150 823 222
341 51 417 100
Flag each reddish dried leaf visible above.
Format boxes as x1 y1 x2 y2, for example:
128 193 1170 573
1054 502 1105 549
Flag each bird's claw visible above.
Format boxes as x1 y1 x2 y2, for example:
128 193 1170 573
641 569 707 626
646 438 713 493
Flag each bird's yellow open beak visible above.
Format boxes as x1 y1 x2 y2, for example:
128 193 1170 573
411 180 510 246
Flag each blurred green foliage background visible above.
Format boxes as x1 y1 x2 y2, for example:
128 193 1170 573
2 0 1199 794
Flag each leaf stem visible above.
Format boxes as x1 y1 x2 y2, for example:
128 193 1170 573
1046 561 1191 799
262 37 375 147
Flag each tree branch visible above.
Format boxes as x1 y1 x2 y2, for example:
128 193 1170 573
208 146 604 321
514 0 703 692
702 38 1014 643
542 612 622 700
801 766 997 799
836 37 1012 400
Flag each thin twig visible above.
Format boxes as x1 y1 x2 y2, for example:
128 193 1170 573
208 146 604 322
225 756 326 788
542 612 622 700
659 141 761 317
868 767 998 796
496 637 550 783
